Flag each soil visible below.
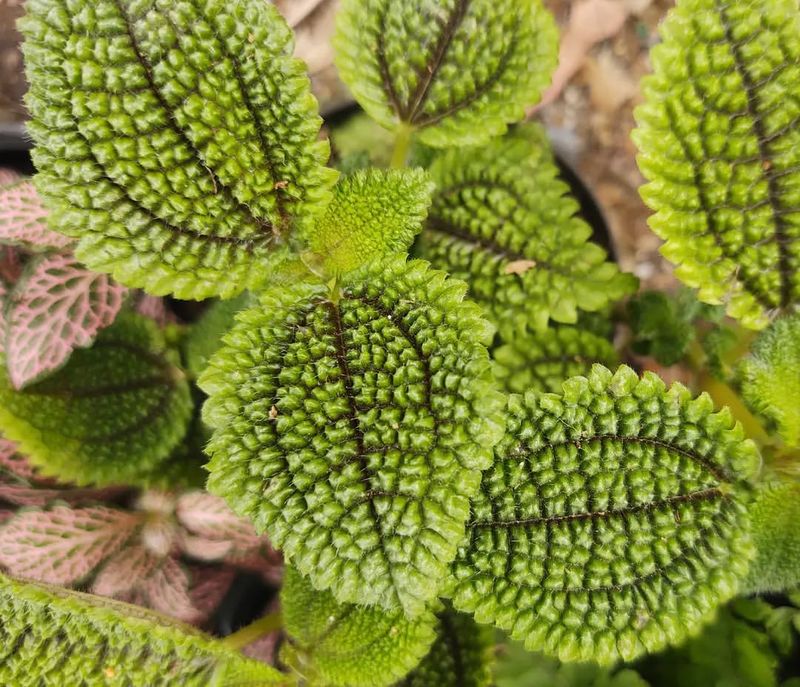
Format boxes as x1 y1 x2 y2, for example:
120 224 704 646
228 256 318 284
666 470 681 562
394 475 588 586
0 0 677 291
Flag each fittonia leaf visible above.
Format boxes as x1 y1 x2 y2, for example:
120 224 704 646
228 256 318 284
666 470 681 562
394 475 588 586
201 256 505 616
0 179 72 252
5 253 129 389
21 0 337 300
450 365 760 664
0 313 192 486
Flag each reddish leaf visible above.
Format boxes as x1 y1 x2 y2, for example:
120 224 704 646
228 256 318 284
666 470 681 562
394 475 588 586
142 557 201 623
227 547 284 586
0 505 141 584
0 180 72 251
187 565 237 622
0 169 20 186
6 254 129 388
242 599 282 664
0 246 21 285
179 533 233 562
176 492 262 550
92 544 161 597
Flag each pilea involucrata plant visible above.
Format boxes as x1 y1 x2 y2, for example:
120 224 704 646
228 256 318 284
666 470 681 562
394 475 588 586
0 0 797 685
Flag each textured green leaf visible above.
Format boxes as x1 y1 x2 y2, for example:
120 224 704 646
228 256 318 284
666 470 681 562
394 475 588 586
492 325 618 395
738 314 800 447
281 566 436 687
398 608 494 687
334 0 558 148
0 313 192 486
200 256 505 616
633 0 800 329
742 480 800 595
414 125 636 331
0 573 287 686
450 365 760 664
182 293 252 378
305 169 434 274
21 0 337 300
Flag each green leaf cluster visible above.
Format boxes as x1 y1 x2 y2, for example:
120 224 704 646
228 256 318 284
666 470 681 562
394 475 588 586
201 256 505 616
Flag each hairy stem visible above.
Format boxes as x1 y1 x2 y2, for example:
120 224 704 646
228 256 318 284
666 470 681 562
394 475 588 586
222 611 283 651
390 124 413 168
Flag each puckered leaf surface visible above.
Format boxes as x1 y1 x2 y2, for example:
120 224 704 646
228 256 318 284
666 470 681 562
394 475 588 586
0 313 192 486
399 608 494 687
738 314 800 447
5 253 129 389
450 365 760 664
334 0 558 148
634 0 800 329
414 126 636 331
0 573 287 686
201 256 505 616
492 325 618 395
305 169 434 274
21 0 337 300
281 566 436 687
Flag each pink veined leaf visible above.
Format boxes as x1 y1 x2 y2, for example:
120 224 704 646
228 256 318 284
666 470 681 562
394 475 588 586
187 565 237 623
0 169 21 186
0 180 72 251
0 246 22 285
226 546 284 586
176 492 263 551
6 253 129 389
135 293 176 328
92 543 162 597
0 505 141 585
179 533 234 562
142 557 202 624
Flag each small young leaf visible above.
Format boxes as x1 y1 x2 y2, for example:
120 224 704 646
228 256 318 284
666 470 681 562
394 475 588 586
627 290 702 367
0 573 287 685
0 313 193 486
281 566 436 687
0 179 72 252
492 324 618 394
22 0 337 300
334 0 558 147
201 256 505 616
742 480 800 595
305 169 434 274
0 505 140 586
633 0 800 329
6 253 129 389
450 365 760 664
399 608 494 687
134 294 176 329
414 125 636 331
738 314 800 447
